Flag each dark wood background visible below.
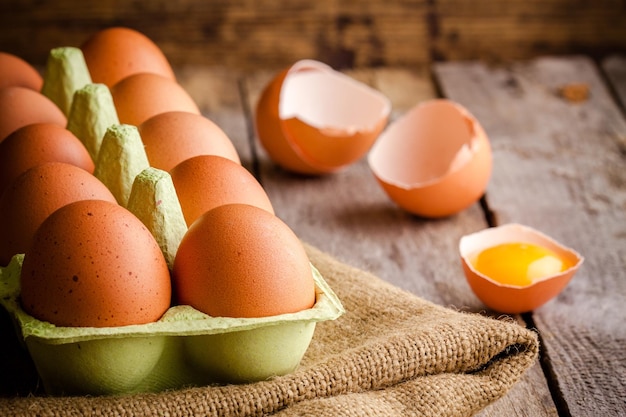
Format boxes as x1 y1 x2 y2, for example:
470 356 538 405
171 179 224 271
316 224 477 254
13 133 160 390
1 0 625 71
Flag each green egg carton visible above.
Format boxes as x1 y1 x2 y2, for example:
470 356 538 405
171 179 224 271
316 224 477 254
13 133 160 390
0 255 344 396
0 46 344 396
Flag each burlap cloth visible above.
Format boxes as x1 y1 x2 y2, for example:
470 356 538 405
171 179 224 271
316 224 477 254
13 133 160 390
0 243 538 417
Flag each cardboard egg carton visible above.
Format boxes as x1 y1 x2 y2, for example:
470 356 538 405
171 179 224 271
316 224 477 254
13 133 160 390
0 47 344 396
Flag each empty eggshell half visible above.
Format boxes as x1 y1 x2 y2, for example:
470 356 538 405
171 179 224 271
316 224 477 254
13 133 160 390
368 99 492 218
459 223 584 314
256 59 391 175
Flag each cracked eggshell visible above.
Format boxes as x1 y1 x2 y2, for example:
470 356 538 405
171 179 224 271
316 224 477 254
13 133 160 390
368 99 492 218
459 224 584 314
256 60 391 175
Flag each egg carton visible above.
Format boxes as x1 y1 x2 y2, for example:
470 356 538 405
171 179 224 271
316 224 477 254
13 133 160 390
0 255 343 395
0 46 344 396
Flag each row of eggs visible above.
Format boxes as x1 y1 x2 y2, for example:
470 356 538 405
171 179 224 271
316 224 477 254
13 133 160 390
0 28 342 394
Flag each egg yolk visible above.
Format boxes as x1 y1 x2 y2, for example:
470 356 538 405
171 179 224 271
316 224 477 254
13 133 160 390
470 242 572 286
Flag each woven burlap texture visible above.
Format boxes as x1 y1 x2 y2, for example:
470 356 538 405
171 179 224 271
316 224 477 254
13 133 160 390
0 243 539 417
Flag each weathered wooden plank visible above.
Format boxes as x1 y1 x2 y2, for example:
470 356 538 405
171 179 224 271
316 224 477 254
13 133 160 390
243 66 555 416
1 0 624 71
432 0 626 62
434 56 626 416
602 54 626 111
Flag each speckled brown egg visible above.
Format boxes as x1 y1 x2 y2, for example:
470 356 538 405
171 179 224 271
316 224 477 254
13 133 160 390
0 162 117 265
81 26 176 88
0 52 43 91
20 199 172 327
0 86 67 142
173 203 315 318
138 111 240 172
110 73 200 126
170 155 274 227
0 123 94 195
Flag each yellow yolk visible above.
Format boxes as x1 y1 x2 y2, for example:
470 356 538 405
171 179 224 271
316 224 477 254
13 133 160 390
470 242 572 286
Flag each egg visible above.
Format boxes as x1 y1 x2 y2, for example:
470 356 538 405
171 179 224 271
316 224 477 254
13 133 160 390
138 111 240 171
0 162 117 265
459 223 584 314
0 52 43 91
368 99 492 218
170 155 274 226
0 123 94 195
81 26 176 88
173 203 316 318
20 199 171 327
255 59 391 175
110 72 200 126
0 86 67 142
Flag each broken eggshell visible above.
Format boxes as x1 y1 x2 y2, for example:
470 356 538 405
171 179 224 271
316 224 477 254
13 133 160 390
459 223 584 314
255 59 391 175
368 99 492 218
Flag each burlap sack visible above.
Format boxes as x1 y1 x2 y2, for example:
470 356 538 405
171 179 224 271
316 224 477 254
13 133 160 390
0 243 538 417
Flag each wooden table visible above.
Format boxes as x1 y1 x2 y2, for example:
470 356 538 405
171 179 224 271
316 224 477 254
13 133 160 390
176 55 625 416
1 54 625 416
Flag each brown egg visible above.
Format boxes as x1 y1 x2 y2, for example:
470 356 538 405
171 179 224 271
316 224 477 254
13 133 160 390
368 99 492 218
170 155 274 226
111 73 200 126
81 26 176 88
0 86 67 142
138 111 240 171
20 199 171 327
0 123 94 195
0 162 117 265
173 203 315 318
255 59 391 174
460 224 583 314
0 52 43 91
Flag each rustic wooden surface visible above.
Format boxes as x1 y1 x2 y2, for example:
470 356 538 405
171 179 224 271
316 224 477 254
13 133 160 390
1 0 625 71
239 56 625 415
434 56 626 416
1 53 625 415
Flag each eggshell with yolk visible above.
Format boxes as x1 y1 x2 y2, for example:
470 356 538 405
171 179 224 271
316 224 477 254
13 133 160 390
173 203 315 318
0 86 67 142
110 73 200 126
0 162 117 265
0 123 95 195
20 199 171 327
0 52 43 91
368 99 492 218
81 26 175 88
138 111 240 171
255 59 391 174
459 223 584 314
170 155 274 226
